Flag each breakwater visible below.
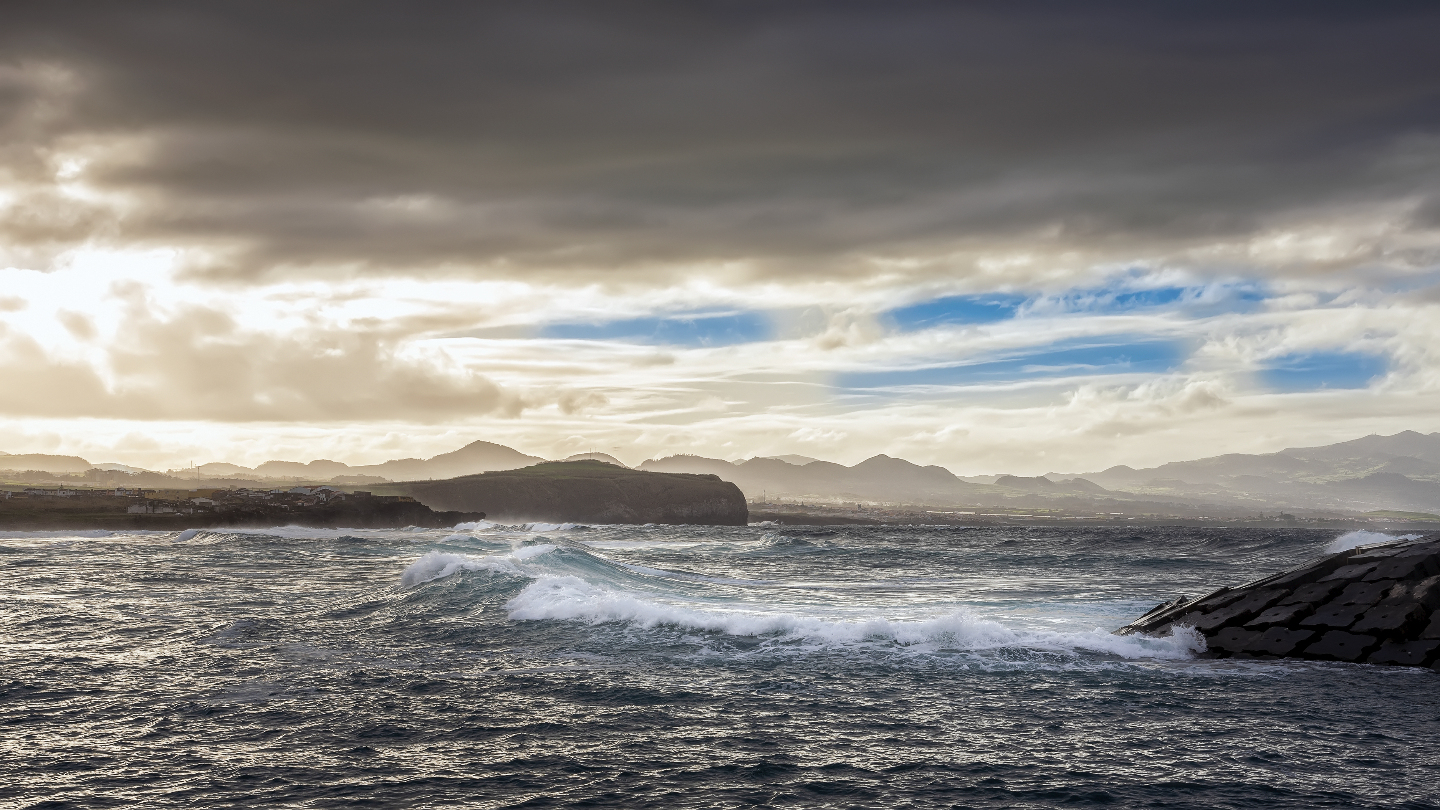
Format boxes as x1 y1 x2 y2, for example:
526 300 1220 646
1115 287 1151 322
1118 533 1440 667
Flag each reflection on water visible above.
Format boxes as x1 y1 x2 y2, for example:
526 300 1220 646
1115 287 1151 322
1 523 1436 808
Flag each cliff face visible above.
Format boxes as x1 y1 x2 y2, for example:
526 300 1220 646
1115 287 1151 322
1118 533 1440 667
397 460 748 525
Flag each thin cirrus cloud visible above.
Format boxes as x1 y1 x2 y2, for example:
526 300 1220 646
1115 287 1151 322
834 338 1192 393
0 2 1439 470
540 311 774 347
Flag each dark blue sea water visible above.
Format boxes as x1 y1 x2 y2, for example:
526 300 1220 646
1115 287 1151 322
4 523 1440 809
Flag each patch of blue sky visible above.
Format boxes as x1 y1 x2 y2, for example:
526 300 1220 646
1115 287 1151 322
1021 281 1269 317
885 294 1027 330
540 311 772 346
886 281 1269 332
835 339 1188 390
1258 351 1387 393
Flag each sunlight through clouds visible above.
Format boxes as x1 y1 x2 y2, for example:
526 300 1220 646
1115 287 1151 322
1 4 1439 472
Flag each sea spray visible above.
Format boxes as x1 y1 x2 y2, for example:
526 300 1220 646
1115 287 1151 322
1326 529 1421 553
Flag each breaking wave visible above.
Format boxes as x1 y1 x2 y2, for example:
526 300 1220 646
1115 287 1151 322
399 545 557 586
453 520 585 532
390 528 1213 662
503 574 1204 658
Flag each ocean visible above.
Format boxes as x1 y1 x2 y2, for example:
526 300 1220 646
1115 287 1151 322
3 523 1439 808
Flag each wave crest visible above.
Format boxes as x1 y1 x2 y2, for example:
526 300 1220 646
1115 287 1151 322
453 520 585 532
399 545 557 587
505 576 1203 659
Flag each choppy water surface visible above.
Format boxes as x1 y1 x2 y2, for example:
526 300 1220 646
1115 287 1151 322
3 523 1439 808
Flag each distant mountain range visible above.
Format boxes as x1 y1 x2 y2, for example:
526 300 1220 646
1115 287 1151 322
640 454 993 505
0 441 542 483
1069 430 1440 516
0 453 96 475
5 430 1440 518
190 441 544 482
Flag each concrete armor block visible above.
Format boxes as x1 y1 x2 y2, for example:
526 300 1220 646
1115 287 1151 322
1381 576 1440 611
1352 603 1428 637
1245 627 1315 656
1365 554 1439 582
1299 602 1368 630
1335 580 1396 606
1322 562 1380 582
1245 603 1312 629
1302 631 1380 662
1278 581 1343 606
1368 639 1440 667
1208 627 1261 654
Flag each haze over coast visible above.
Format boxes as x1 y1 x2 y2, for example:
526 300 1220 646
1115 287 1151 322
9 430 1440 523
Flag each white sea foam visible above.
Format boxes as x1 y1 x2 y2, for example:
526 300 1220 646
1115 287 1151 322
1325 530 1422 553
400 551 517 586
583 539 718 552
216 525 377 539
510 543 558 560
452 520 583 533
504 576 1204 659
399 545 557 586
614 560 773 586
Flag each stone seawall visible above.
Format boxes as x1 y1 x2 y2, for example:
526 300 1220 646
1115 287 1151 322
1118 533 1440 668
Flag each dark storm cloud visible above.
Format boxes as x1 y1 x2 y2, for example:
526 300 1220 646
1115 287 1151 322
3 1 1440 280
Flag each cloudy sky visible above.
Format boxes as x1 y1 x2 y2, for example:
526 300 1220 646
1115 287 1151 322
2 1 1440 473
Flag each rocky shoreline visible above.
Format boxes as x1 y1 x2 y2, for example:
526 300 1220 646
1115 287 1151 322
1118 533 1440 669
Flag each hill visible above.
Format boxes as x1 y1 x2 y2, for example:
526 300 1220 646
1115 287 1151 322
562 452 628 466
11 429 1440 520
640 453 990 504
1284 430 1440 464
358 440 544 480
1073 431 1440 514
173 440 546 482
0 454 94 475
765 454 822 466
392 460 747 525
